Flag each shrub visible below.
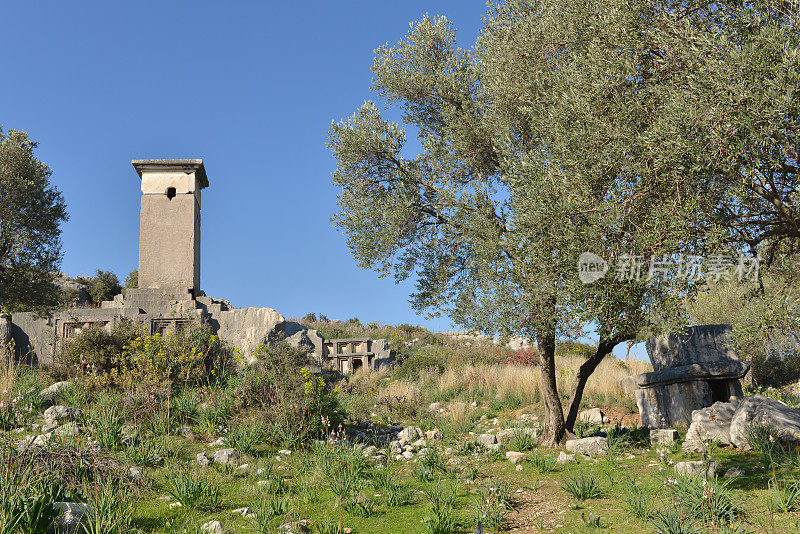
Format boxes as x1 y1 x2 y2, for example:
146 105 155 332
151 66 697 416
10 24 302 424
234 342 343 446
650 508 700 534
472 478 513 533
393 352 446 380
769 477 800 513
529 451 557 473
60 323 231 393
249 495 291 532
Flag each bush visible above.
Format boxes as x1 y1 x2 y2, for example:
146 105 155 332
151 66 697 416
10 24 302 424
555 340 596 359
393 352 446 380
234 342 343 446
60 323 231 393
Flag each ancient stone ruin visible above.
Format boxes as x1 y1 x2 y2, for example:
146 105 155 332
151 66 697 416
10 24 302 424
636 324 750 428
9 158 392 374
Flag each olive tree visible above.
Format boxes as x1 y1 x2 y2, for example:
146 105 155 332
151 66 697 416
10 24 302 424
328 0 796 444
0 129 68 312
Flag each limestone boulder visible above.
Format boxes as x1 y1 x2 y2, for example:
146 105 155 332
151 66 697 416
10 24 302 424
40 381 72 405
44 405 81 426
557 451 576 464
730 395 800 449
212 448 240 465
53 502 93 531
683 400 738 451
675 460 716 478
476 434 497 448
505 451 525 464
565 437 607 456
650 429 678 447
214 307 285 363
0 314 10 348
579 408 604 424
201 520 227 534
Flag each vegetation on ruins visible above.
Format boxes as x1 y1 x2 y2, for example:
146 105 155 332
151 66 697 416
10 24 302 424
0 128 68 313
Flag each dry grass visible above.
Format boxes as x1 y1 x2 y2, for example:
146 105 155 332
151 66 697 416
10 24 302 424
0 354 16 401
383 354 651 412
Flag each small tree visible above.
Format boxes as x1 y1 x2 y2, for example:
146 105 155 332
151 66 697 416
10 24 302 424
86 270 121 305
0 129 68 312
330 0 798 444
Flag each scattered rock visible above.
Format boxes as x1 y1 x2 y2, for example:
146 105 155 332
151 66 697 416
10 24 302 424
579 408 604 425
41 423 58 434
170 502 182 508
43 405 81 426
429 402 443 412
213 448 240 465
40 381 72 405
684 401 738 451
53 502 93 531
278 449 292 455
476 434 497 448
425 429 443 441
675 460 716 478
234 507 255 518
650 429 679 446
505 451 525 464
557 451 576 464
196 452 212 467
398 426 421 445
496 429 516 445
725 467 745 478
730 395 800 449
401 450 414 460
201 520 226 534
54 422 79 437
209 437 226 447
129 467 142 483
565 437 607 456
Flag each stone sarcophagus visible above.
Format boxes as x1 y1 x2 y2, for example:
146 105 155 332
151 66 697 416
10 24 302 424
636 324 750 429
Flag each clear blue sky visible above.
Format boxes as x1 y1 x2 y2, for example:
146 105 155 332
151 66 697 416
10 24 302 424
0 1 646 359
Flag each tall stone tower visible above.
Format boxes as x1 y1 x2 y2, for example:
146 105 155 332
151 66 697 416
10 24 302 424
132 159 209 298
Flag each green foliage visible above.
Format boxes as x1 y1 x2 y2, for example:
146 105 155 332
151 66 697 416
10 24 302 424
562 474 604 501
0 129 68 312
234 342 343 447
167 465 220 510
472 478 513 533
60 323 231 393
769 477 800 513
249 494 290 532
421 480 457 534
650 508 700 534
393 352 446 380
77 270 122 305
123 269 138 291
226 418 267 455
671 475 743 527
529 451 557 473
80 481 133 534
88 402 124 450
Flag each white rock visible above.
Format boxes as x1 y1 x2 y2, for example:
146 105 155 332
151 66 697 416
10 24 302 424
565 437 607 456
43 405 81 426
476 434 497 448
579 408 604 424
505 451 525 464
557 451 576 464
725 467 745 478
675 460 716 478
212 448 240 465
234 507 255 518
53 502 93 530
201 520 226 534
